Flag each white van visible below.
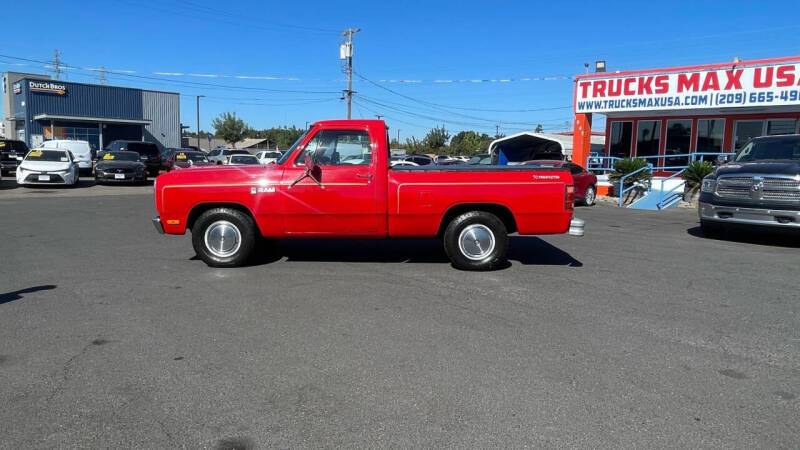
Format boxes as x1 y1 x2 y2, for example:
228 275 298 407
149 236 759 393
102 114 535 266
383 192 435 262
42 140 93 171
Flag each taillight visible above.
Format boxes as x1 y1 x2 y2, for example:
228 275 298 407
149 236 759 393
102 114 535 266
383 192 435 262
565 185 575 210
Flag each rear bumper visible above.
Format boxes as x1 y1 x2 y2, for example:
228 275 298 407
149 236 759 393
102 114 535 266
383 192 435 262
699 201 800 228
152 216 164 234
568 218 585 236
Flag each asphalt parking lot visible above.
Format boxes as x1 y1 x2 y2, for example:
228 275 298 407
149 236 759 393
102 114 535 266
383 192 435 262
1 181 799 448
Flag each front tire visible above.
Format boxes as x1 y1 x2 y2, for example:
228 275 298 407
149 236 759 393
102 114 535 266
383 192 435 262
443 211 508 271
192 208 257 267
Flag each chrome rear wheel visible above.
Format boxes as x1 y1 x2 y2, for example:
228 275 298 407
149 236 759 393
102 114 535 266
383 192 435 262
458 224 496 261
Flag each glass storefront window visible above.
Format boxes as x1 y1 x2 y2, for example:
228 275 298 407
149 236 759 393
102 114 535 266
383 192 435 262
45 126 101 151
696 119 724 160
664 119 692 167
734 120 763 149
635 120 660 165
609 121 632 159
766 119 797 135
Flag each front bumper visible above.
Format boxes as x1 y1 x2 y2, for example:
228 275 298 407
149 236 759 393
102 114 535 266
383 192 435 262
1 160 20 170
699 201 800 228
152 216 164 234
95 172 145 183
17 171 74 185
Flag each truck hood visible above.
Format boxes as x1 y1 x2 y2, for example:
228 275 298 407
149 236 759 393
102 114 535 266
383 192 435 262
19 160 72 172
157 163 283 186
716 161 800 177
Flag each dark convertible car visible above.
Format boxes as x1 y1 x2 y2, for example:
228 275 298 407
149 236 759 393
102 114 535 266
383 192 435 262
95 151 148 184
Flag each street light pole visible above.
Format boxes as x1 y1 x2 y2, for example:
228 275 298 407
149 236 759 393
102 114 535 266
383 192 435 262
196 95 205 149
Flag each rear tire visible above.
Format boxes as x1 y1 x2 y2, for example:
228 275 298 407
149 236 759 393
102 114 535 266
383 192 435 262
443 211 508 271
192 208 257 267
700 219 724 238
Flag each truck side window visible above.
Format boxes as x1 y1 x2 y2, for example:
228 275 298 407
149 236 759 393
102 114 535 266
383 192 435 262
298 130 371 166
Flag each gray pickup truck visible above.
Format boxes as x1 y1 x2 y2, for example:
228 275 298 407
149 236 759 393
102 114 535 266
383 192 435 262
698 135 800 235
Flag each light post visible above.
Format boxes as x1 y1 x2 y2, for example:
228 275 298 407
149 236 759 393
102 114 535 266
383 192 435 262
196 95 205 149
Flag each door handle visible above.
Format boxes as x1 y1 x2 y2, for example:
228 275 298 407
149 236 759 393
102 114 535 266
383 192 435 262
355 173 373 180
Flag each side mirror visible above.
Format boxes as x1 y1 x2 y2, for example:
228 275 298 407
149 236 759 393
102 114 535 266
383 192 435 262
716 154 732 165
304 152 315 171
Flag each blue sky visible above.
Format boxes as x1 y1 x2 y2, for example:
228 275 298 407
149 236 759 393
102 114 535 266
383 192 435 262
3 0 800 139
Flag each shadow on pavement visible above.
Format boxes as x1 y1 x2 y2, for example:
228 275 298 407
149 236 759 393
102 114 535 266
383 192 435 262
243 236 582 269
0 285 57 305
687 225 800 248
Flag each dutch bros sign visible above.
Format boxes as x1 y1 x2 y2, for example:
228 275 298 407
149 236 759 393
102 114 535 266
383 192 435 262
576 62 800 113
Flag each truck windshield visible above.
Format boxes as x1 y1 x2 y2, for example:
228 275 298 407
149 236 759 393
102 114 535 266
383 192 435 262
735 137 800 162
277 130 310 165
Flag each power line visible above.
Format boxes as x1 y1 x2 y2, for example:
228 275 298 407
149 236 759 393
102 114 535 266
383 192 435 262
0 53 340 95
355 71 555 126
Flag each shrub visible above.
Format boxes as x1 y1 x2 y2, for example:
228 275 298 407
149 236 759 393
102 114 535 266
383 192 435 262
608 158 652 186
683 160 715 188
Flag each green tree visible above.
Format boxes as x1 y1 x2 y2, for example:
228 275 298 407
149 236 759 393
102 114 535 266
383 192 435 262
422 126 450 153
534 124 544 133
212 112 249 146
404 136 426 154
450 130 492 156
249 126 305 149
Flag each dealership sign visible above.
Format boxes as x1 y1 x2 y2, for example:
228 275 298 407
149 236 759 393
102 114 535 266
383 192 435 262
575 62 800 113
28 80 67 95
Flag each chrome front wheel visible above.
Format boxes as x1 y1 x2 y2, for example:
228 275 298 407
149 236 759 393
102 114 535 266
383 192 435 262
192 208 257 267
204 220 242 258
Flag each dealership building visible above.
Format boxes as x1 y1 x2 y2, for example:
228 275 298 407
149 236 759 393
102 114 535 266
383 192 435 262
2 72 180 151
571 56 800 171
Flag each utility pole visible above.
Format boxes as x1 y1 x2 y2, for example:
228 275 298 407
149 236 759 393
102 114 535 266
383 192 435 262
196 95 205 149
495 124 501 138
340 28 360 119
396 128 401 146
52 49 62 80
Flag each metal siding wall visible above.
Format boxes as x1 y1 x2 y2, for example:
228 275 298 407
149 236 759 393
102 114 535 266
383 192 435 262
142 90 180 150
26 81 143 119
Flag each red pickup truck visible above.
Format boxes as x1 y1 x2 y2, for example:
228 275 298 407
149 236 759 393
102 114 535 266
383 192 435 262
153 120 584 270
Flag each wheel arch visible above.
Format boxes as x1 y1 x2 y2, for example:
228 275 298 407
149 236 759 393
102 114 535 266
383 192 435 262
437 203 517 237
186 202 257 232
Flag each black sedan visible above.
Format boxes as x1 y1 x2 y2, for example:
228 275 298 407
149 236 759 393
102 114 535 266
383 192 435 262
94 151 148 184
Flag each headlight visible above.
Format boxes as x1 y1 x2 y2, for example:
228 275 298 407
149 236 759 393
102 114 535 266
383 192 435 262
701 178 716 193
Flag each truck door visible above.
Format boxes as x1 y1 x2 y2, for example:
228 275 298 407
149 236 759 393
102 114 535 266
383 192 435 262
279 127 382 235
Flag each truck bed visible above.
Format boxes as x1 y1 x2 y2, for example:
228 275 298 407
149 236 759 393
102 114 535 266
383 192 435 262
387 166 572 237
